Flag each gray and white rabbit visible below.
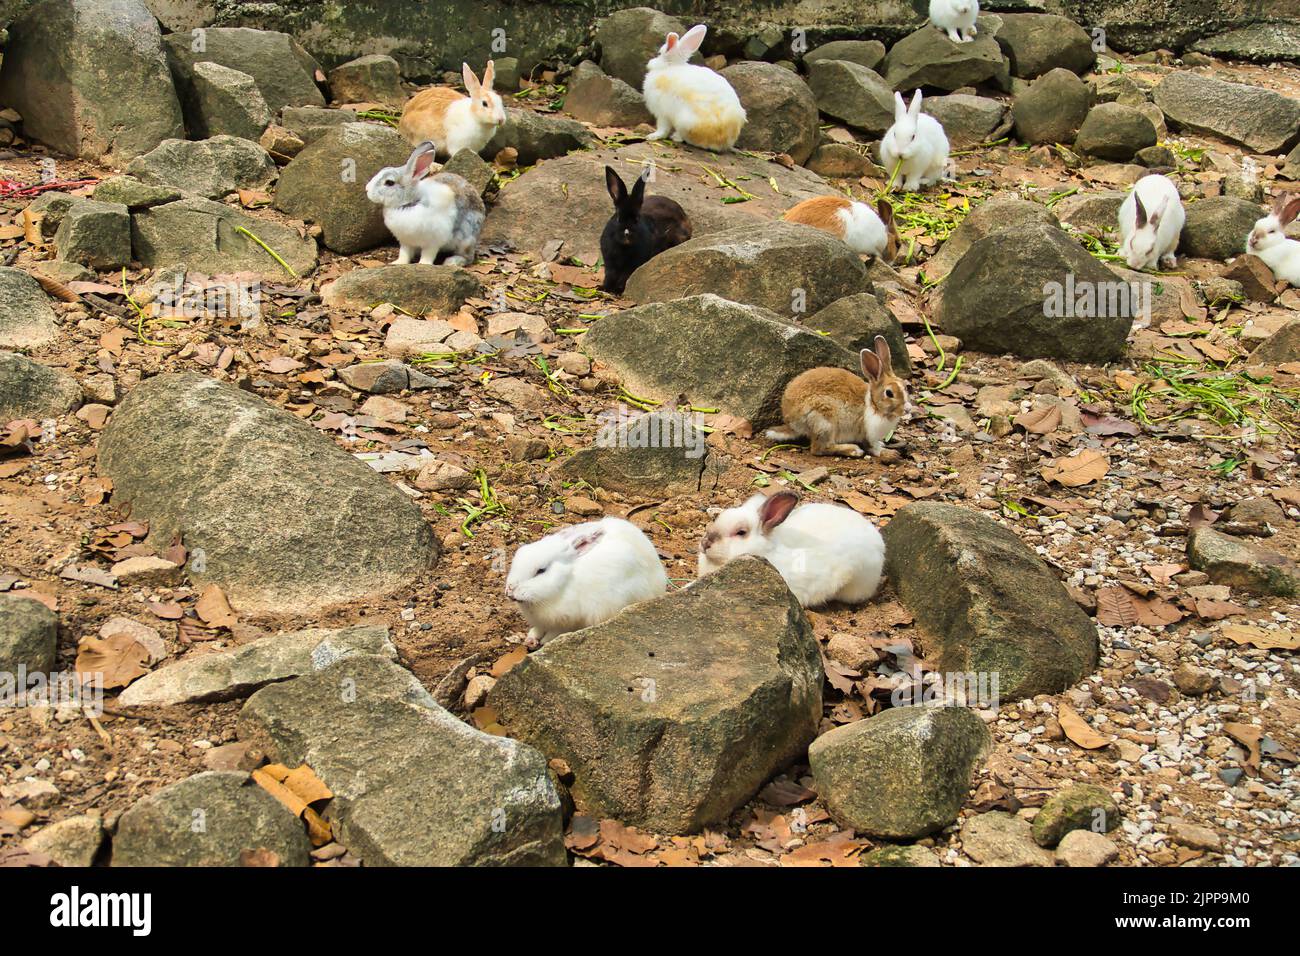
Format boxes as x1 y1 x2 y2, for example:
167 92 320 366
365 141 485 265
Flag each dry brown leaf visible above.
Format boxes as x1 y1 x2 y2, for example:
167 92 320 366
1014 404 1062 434
195 584 237 629
1041 449 1109 487
74 633 150 689
490 645 527 677
1095 587 1138 627
1219 625 1299 650
1058 703 1112 749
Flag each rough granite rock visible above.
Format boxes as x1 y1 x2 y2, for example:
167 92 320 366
0 267 58 350
97 373 438 615
0 594 58 677
882 502 1100 699
809 705 991 839
961 810 1055 866
551 411 724 497
321 265 481 316
0 0 184 163
582 294 858 428
1153 70 1300 153
0 352 82 420
112 771 311 867
491 558 823 834
1031 784 1120 847
624 221 869 318
1187 527 1299 597
238 654 566 865
118 626 397 707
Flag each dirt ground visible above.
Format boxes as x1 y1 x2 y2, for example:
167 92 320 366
0 51 1298 867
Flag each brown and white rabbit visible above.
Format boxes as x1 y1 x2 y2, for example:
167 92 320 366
643 24 746 152
399 61 506 156
764 336 908 457
782 195 897 260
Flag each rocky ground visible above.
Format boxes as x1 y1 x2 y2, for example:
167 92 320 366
0 3 1298 868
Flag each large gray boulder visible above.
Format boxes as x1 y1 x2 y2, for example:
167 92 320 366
803 40 886 72
321 265 481 316
0 352 81 420
882 503 1100 699
551 411 724 497
327 54 406 108
994 13 1096 78
491 558 823 834
1153 71 1300 153
584 295 858 428
131 197 319 279
485 108 597 165
274 123 411 255
0 268 58 350
118 626 397 707
112 771 311 867
882 20 1010 93
179 62 273 141
625 221 869 317
922 94 1004 149
0 0 184 163
239 654 566 865
0 595 58 677
928 195 1058 278
809 705 991 839
935 223 1136 362
805 59 895 135
97 373 438 615
1180 197 1260 261
1012 68 1092 146
1188 527 1299 598
126 136 278 200
163 27 325 114
564 60 654 128
722 60 820 164
595 6 687 88
54 199 131 270
806 293 911 376
1074 103 1157 161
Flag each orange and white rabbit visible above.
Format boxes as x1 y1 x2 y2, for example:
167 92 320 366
399 61 506 157
783 195 897 259
642 24 746 152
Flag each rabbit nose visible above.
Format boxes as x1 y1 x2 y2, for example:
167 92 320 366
505 584 517 600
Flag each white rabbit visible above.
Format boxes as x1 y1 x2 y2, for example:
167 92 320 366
365 141 485 266
930 0 979 42
1118 174 1185 271
506 517 669 644
880 91 950 193
697 491 885 609
643 23 746 152
1246 193 1300 286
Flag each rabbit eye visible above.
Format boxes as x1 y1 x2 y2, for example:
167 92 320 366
534 567 547 576
385 179 395 186
734 529 747 537
885 388 894 398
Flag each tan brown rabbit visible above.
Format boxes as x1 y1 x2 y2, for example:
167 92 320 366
764 335 908 458
398 62 506 156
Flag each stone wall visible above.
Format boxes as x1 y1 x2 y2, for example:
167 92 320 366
2 1 1296 75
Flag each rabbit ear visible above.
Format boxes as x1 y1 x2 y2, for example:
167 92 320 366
664 32 680 52
908 90 923 118
567 526 605 555
1281 195 1300 226
409 143 438 180
462 63 481 97
678 24 707 55
894 92 906 121
759 491 799 532
629 170 647 209
482 60 495 90
1149 196 1169 227
1133 191 1148 228
877 197 899 262
873 335 892 371
605 165 627 205
860 347 883 381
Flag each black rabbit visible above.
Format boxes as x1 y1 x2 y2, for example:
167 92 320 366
600 166 692 295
